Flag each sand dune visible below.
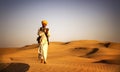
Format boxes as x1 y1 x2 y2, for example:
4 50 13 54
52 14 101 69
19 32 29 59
0 40 120 72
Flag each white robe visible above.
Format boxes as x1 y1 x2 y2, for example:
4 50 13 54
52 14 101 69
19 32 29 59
38 31 49 62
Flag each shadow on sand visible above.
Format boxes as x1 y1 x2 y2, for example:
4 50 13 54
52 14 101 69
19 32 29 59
86 48 99 55
0 63 30 72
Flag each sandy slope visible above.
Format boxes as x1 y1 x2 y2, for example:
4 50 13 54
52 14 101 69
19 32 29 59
0 40 120 72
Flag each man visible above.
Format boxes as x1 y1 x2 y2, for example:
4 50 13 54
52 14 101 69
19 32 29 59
37 20 50 64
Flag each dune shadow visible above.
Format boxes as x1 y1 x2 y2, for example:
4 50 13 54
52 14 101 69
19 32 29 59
93 60 110 64
74 47 87 50
63 42 71 45
86 48 99 55
99 42 111 48
0 63 30 72
93 55 120 65
104 42 111 48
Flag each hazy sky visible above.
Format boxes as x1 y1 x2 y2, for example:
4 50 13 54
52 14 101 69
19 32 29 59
0 0 120 47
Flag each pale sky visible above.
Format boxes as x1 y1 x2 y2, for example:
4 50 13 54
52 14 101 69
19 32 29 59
0 0 120 47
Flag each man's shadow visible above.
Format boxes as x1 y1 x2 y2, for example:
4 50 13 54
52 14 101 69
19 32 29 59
0 63 30 72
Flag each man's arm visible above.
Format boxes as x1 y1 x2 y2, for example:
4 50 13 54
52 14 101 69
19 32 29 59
46 28 50 37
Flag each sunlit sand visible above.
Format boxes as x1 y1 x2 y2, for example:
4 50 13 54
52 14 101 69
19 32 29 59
0 40 120 72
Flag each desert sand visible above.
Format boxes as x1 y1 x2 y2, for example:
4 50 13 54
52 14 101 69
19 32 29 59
0 40 120 72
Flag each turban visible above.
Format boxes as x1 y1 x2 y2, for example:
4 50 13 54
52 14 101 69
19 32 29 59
41 20 48 25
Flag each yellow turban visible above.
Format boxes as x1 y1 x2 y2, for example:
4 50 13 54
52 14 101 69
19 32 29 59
41 20 48 25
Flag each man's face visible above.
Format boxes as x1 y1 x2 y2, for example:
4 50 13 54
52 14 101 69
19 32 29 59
42 24 47 28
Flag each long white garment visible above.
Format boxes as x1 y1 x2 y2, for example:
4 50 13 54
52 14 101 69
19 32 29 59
38 43 48 62
38 31 49 62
